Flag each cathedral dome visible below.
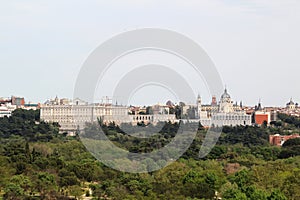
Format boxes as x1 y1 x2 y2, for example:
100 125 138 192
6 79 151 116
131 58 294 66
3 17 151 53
286 98 295 106
221 88 231 100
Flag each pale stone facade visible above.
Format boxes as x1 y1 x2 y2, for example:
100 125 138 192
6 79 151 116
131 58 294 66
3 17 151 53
195 89 252 127
40 90 252 133
213 89 251 126
40 103 131 132
40 98 177 132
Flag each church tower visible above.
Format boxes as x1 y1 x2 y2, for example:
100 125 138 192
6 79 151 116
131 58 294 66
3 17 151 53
197 94 202 118
197 94 208 119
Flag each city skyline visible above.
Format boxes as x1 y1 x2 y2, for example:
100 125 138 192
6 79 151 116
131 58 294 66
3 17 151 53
1 91 298 108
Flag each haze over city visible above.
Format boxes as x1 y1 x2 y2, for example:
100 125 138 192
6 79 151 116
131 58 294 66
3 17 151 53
1 1 300 106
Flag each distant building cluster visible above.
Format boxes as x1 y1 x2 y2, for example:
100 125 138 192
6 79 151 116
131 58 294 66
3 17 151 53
2 90 300 134
40 89 255 133
242 98 300 125
181 88 252 127
244 102 277 126
0 96 39 117
279 98 300 117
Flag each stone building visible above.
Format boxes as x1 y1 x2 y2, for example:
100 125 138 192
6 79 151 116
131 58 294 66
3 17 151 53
181 88 251 127
40 97 176 133
211 89 251 126
286 98 298 111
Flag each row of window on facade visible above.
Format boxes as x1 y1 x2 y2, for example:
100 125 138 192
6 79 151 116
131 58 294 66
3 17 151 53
133 116 154 121
212 115 251 120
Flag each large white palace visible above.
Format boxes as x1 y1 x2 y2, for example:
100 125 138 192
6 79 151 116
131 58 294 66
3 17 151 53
40 96 176 133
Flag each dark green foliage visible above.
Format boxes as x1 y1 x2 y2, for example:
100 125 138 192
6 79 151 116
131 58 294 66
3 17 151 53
282 137 300 147
278 113 300 128
0 109 59 141
267 189 288 200
230 169 252 192
12 108 40 121
279 146 300 158
279 138 300 158
3 182 25 200
219 125 269 147
1 111 300 199
222 187 247 200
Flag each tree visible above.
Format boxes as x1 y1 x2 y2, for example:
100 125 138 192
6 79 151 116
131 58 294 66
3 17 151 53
245 185 268 200
282 168 300 199
10 175 32 195
68 185 83 199
282 138 300 147
231 169 252 192
182 170 215 199
222 187 247 200
267 189 287 200
35 172 57 198
3 183 25 200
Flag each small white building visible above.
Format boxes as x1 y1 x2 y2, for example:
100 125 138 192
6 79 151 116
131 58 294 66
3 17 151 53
0 103 16 118
0 107 11 118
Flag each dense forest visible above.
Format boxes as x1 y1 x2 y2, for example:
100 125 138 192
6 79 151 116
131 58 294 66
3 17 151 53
0 109 300 199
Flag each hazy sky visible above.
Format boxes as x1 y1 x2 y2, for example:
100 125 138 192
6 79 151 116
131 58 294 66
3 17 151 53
1 0 300 106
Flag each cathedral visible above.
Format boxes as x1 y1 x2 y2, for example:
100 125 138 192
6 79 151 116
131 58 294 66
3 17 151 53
196 88 252 127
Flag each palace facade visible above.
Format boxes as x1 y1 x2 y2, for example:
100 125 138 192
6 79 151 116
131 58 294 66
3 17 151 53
40 97 176 133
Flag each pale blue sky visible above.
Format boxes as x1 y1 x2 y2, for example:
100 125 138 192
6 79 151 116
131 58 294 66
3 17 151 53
1 0 300 106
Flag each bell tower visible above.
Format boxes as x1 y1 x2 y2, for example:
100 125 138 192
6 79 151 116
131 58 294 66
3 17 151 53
197 94 202 118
